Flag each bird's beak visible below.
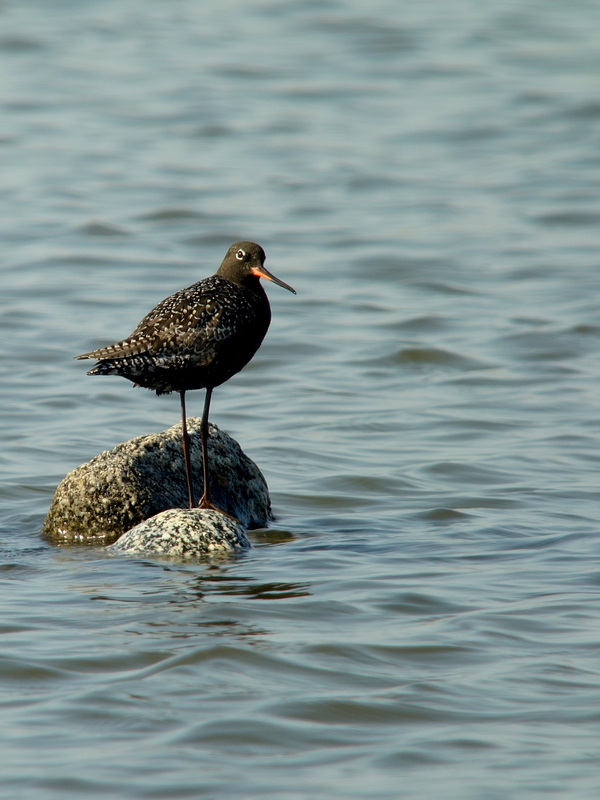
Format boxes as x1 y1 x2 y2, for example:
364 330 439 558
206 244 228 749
252 265 296 294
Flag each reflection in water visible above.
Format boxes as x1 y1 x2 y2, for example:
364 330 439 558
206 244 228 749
195 574 311 601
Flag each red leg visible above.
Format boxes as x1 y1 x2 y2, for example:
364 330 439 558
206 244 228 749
180 391 196 508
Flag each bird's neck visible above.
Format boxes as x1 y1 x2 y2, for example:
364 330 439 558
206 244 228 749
217 270 266 302
240 274 267 299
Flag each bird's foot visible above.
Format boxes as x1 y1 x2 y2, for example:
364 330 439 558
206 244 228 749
198 497 220 512
198 496 240 522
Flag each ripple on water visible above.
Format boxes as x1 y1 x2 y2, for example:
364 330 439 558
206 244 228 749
374 346 495 372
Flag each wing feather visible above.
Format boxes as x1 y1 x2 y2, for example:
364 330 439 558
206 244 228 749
76 277 252 368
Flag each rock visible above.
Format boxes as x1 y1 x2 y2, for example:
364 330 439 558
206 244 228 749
108 508 250 558
42 419 270 545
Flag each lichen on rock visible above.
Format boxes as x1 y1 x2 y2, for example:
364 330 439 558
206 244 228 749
108 508 250 558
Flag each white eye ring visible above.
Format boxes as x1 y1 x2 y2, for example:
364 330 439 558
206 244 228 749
236 249 246 261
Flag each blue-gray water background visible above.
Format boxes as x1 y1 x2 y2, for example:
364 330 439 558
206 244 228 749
1 1 600 798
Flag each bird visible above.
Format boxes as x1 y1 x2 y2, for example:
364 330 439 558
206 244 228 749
76 241 296 513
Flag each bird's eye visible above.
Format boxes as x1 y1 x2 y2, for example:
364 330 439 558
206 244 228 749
236 249 246 261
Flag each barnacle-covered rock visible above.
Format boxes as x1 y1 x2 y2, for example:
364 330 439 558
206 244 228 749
42 419 270 545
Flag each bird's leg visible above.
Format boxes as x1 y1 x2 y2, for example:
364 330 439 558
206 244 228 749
180 391 196 509
198 388 239 519
198 386 217 510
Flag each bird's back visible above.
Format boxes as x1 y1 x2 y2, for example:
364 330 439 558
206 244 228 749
77 275 271 395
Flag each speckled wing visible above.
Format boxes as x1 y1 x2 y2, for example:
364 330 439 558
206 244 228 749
76 276 248 367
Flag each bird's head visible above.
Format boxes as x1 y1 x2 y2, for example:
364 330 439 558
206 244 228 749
218 241 296 294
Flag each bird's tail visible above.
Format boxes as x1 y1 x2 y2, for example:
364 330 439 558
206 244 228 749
85 360 121 377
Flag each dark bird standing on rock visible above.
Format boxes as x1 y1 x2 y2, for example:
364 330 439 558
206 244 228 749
76 241 296 512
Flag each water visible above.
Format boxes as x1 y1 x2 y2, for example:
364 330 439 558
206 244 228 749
1 0 600 797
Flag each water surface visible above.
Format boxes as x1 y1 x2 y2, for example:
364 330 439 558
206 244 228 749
1 1 600 798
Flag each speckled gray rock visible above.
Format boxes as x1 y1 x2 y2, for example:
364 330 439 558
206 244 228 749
42 419 270 545
108 508 250 558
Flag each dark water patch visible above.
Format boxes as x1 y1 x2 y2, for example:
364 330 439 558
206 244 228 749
47 254 122 267
4 100 49 112
510 315 552 327
417 507 474 524
310 16 418 57
438 417 525 434
173 716 354 752
570 100 600 119
203 579 310 601
423 461 516 485
413 281 480 296
270 696 476 726
534 210 600 226
444 124 505 143
43 650 169 676
0 658 70 683
317 474 408 497
0 482 55 502
79 222 132 237
402 62 484 81
374 590 473 617
138 207 209 222
347 173 407 191
216 64 281 80
36 395 82 410
0 307 39 330
504 262 566 281
248 527 296 546
376 749 453 768
515 89 556 106
281 82 377 102
325 234 379 250
377 347 493 372
350 301 394 315
289 204 332 218
189 123 235 138
288 491 378 511
299 643 478 687
500 329 582 363
568 323 600 336
383 315 453 333
0 36 45 52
